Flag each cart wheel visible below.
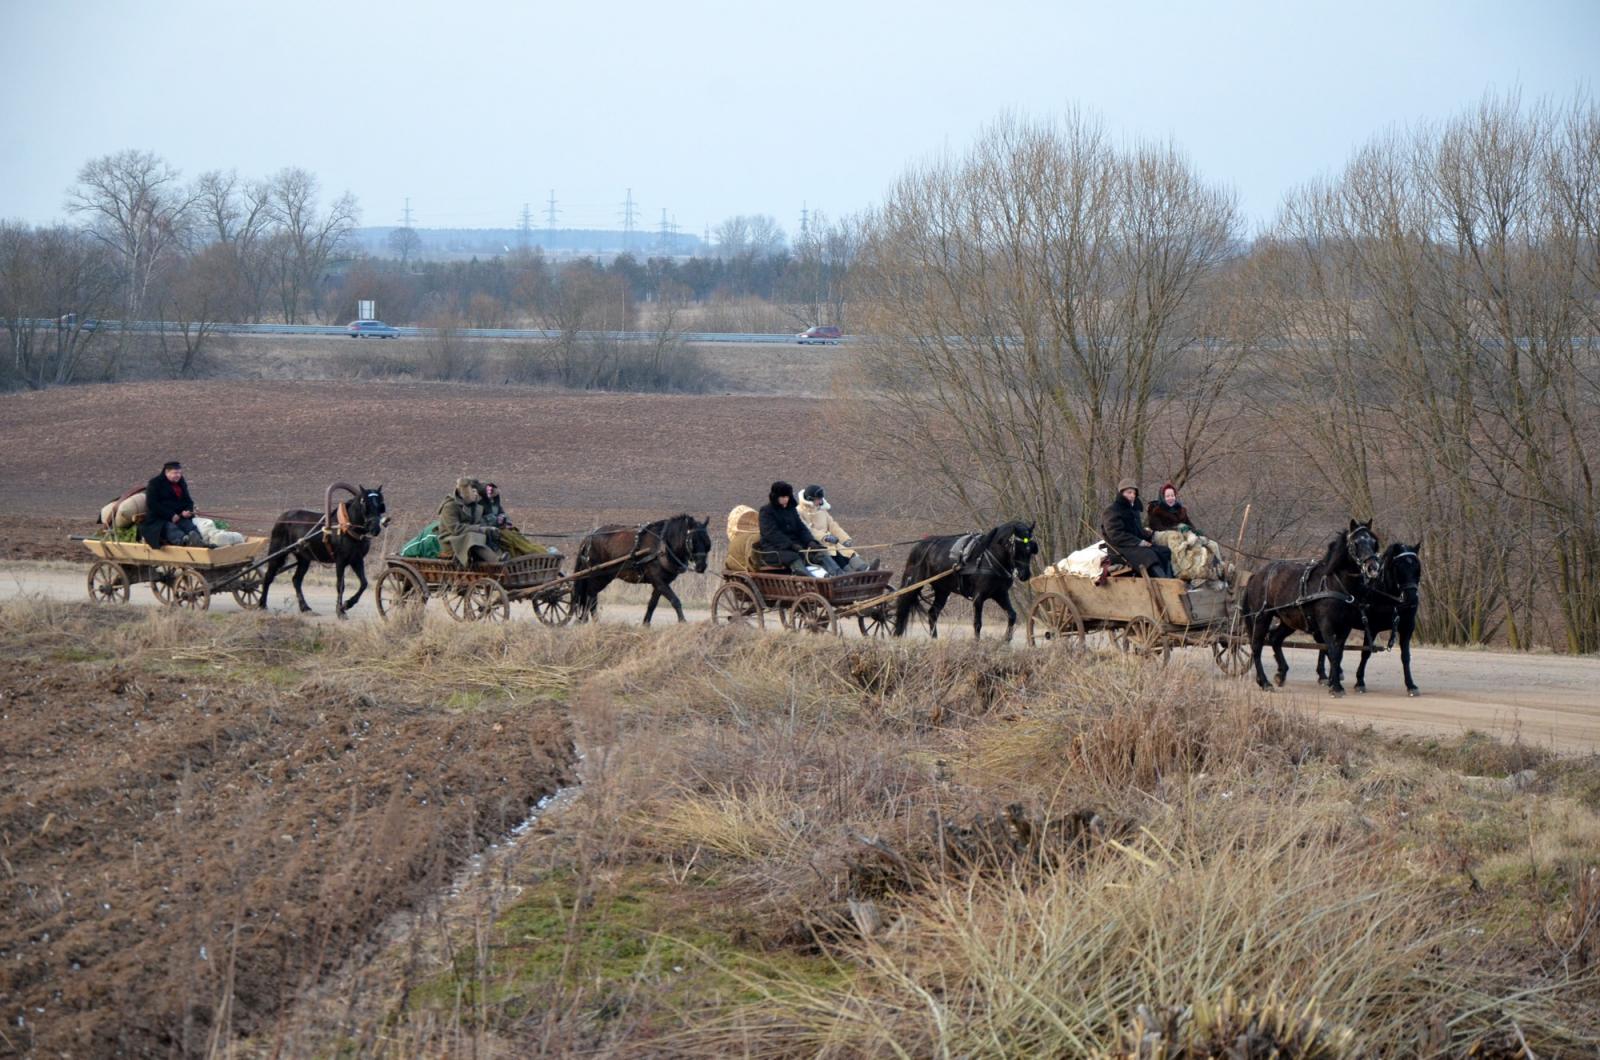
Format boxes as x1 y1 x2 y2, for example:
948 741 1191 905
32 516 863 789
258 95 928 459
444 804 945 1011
1026 591 1086 649
531 584 575 627
1211 636 1251 677
788 592 838 635
1124 616 1170 663
170 569 210 611
442 580 473 622
857 605 891 639
148 565 178 604
711 581 765 629
462 578 511 622
230 567 264 609
375 565 428 621
86 561 130 604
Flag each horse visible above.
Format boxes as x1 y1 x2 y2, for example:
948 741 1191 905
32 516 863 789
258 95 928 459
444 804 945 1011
571 514 711 624
1241 519 1381 696
892 520 1039 641
258 484 388 618
1313 541 1422 696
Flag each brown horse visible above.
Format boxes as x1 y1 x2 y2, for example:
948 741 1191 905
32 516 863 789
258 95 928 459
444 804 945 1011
258 485 388 618
571 514 711 624
1240 519 1381 696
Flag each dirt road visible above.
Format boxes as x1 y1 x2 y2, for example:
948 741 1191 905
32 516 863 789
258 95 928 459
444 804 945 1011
7 561 1597 754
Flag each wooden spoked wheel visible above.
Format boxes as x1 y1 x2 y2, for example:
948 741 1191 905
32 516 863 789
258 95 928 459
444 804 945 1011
170 569 210 611
229 567 264 609
148 565 179 604
1123 616 1170 663
461 578 510 622
86 561 130 604
787 592 838 635
710 580 765 629
856 605 891 638
1211 635 1252 676
375 565 427 620
1026 591 1086 649
531 584 575 627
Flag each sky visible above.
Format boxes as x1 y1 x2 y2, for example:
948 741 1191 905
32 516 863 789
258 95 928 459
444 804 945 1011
2 0 1596 239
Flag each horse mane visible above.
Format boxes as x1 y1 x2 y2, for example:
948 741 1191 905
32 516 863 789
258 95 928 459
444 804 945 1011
1314 533 1344 572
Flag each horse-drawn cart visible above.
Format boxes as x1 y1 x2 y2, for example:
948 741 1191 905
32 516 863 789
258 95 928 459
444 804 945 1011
1026 567 1251 674
82 536 270 611
374 552 570 623
710 568 900 635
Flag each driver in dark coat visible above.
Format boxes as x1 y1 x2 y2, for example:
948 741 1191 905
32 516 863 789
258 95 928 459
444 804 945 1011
1100 478 1174 578
756 480 839 576
139 461 205 548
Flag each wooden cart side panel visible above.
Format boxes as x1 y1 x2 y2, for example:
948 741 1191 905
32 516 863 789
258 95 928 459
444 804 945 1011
1033 570 1230 628
735 569 894 606
84 537 268 567
388 553 562 591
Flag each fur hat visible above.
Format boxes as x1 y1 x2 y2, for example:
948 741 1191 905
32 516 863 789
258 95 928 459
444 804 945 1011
1117 478 1138 495
769 480 795 505
455 476 478 496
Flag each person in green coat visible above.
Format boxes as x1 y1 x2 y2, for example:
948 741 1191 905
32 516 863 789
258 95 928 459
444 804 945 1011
437 478 503 567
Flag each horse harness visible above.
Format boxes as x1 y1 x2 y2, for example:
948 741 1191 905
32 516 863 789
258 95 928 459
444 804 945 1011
1360 549 1420 649
322 495 380 545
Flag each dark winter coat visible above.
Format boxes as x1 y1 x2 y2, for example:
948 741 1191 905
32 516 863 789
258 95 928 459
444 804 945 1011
756 502 822 569
437 491 492 567
1101 494 1166 570
1146 499 1195 535
482 495 511 528
139 473 195 547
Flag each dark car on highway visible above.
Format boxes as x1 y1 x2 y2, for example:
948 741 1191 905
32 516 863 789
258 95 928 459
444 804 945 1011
795 325 842 345
346 319 401 339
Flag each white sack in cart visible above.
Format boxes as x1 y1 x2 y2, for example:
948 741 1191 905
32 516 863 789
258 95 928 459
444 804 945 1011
194 517 246 547
99 491 147 529
1053 542 1109 579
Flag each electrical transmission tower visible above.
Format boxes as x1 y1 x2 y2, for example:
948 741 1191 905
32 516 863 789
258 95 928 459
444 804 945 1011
400 197 414 228
518 203 533 248
619 188 638 254
799 201 809 240
544 189 560 242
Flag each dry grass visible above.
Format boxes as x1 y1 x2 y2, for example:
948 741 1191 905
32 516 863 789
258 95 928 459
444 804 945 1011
4 600 1597 1056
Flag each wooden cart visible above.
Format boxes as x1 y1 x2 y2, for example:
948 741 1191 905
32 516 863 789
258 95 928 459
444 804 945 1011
374 552 570 623
709 568 900 635
1025 566 1250 674
82 536 270 611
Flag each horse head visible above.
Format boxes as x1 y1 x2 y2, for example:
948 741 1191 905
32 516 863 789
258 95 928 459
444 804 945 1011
1381 541 1422 610
1345 519 1380 580
1006 520 1039 582
359 485 389 535
688 516 712 574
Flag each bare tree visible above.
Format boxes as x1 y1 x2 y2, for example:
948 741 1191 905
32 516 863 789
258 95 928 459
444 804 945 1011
851 113 1241 551
265 168 358 323
193 169 273 321
388 226 421 265
0 223 118 388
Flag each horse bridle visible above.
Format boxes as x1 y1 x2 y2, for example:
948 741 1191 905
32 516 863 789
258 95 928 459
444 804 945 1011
972 527 1034 581
639 518 707 573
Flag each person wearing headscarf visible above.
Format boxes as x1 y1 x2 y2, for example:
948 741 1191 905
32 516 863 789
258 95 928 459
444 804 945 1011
797 484 870 571
1146 481 1225 582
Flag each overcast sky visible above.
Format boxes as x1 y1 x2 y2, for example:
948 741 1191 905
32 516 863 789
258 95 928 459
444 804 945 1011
2 0 1595 239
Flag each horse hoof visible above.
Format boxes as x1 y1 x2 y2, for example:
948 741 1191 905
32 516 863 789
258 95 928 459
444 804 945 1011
1408 689 1420 698
1273 675 1286 688
1256 683 1273 692
1329 688 1345 698
1316 676 1327 686
1355 686 1365 694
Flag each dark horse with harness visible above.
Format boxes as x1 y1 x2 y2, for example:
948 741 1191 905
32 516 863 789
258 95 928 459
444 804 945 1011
1241 519 1381 696
892 521 1039 641
571 514 711 624
258 483 388 618
1313 541 1422 696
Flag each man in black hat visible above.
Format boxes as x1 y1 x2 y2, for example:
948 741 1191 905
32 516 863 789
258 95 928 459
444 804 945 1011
756 480 839 576
139 461 205 548
1099 478 1173 578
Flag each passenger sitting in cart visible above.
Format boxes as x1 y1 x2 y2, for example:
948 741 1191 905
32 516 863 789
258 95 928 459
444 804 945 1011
1146 481 1227 583
479 481 555 557
139 461 206 549
757 480 839 577
1100 479 1175 578
797 484 872 572
437 478 505 567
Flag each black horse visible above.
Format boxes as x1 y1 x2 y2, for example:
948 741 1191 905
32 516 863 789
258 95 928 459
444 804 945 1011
258 485 388 618
1242 519 1381 696
571 514 711 624
1314 541 1422 696
892 521 1039 641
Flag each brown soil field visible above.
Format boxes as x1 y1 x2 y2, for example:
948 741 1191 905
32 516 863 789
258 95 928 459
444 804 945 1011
0 379 920 554
0 605 573 1056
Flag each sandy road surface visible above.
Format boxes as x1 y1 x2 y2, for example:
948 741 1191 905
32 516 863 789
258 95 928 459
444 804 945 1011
7 561 1597 754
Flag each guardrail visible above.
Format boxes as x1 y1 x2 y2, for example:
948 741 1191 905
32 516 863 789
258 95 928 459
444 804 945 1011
16 318 836 345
